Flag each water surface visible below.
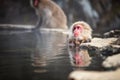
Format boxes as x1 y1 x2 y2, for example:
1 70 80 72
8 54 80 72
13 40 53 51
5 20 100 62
0 29 104 80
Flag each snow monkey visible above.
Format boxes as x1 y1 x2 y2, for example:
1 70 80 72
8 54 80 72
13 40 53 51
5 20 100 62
30 0 68 30
68 21 92 46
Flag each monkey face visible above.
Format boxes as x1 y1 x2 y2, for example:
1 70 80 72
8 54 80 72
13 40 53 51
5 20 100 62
73 25 83 38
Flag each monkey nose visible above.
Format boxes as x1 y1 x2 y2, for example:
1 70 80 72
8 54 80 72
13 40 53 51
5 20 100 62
74 30 79 37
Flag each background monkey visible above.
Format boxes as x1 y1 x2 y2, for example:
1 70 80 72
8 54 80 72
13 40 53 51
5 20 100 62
68 21 92 46
30 0 68 30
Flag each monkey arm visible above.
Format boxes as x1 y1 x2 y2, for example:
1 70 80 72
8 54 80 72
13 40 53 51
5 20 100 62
32 16 43 31
69 38 82 46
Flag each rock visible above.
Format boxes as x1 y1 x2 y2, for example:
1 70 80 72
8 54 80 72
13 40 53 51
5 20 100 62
80 37 118 49
81 37 117 48
104 30 120 38
103 54 120 68
80 37 120 56
68 69 120 80
113 37 120 45
103 30 120 45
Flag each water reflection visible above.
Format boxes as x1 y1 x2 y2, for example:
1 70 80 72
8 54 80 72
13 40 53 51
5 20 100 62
32 31 67 73
68 46 91 67
68 44 105 71
0 30 72 80
0 31 36 80
31 31 73 80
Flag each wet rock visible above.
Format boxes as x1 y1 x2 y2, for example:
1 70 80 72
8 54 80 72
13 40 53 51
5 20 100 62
80 37 120 62
81 38 118 48
68 69 120 80
103 54 120 68
103 30 120 38
80 38 120 57
113 37 120 45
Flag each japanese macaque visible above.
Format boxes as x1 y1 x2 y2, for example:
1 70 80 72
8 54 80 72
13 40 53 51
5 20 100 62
30 0 68 30
68 21 92 46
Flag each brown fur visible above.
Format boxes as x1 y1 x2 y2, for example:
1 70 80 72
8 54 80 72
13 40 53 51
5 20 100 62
31 0 68 29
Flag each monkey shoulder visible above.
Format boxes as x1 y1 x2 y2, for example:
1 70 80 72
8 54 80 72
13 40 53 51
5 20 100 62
40 1 66 18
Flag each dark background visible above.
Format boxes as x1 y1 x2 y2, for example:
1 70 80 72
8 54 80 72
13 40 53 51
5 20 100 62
0 0 120 33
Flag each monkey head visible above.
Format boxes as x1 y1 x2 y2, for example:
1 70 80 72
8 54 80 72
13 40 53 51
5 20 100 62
68 21 92 46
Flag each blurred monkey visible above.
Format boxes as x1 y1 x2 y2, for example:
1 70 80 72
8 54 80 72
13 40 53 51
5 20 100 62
30 0 68 30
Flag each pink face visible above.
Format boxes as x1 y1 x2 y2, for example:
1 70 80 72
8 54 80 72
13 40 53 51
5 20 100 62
73 25 83 37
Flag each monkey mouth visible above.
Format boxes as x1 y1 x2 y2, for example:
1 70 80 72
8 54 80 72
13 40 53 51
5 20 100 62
74 32 80 37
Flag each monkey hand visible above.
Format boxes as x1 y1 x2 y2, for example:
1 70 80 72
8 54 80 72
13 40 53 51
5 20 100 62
68 38 83 47
74 39 82 46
